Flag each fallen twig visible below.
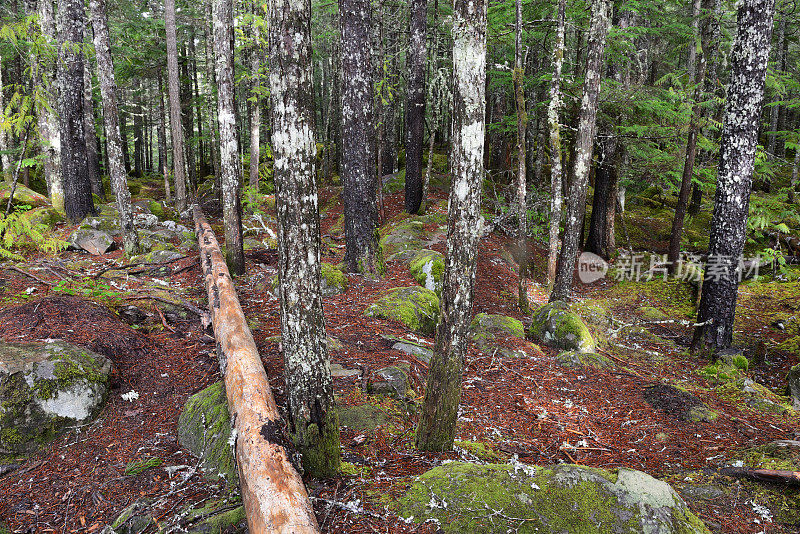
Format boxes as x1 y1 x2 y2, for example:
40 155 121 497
2 266 54 286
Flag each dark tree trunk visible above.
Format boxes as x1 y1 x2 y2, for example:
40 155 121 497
89 0 139 256
133 82 145 178
585 136 619 259
120 109 131 175
180 43 197 194
190 36 205 176
513 0 528 311
204 0 221 182
165 0 188 210
404 0 427 213
268 0 341 478
82 60 103 198
692 0 775 353
339 0 380 276
550 0 611 302
57 0 95 223
382 26 398 176
416 0 487 452
213 0 245 276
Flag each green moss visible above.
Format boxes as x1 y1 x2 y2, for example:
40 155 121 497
365 286 440 335
293 408 341 478
606 279 696 319
125 456 163 476
529 302 596 353
715 380 794 415
398 462 707 534
453 440 500 461
555 351 614 370
341 461 372 477
148 201 166 219
408 249 444 295
177 382 239 489
320 262 348 294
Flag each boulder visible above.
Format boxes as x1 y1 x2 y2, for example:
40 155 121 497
408 249 444 294
716 378 794 415
177 382 238 488
384 335 433 363
555 350 613 370
399 462 709 534
788 364 800 411
69 228 115 255
0 340 112 455
370 363 413 399
19 206 64 227
0 183 50 209
470 313 525 343
379 217 446 261
80 215 122 236
364 286 439 335
528 301 596 353
320 262 348 296
336 404 389 431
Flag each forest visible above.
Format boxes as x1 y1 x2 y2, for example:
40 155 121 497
0 0 799 532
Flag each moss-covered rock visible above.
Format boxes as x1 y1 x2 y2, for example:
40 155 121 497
382 169 405 194
69 228 115 255
182 498 247 534
336 404 389 431
528 301 596 353
399 462 709 534
81 215 122 236
470 313 525 343
321 262 348 296
555 350 613 370
370 363 414 399
110 499 154 534
379 216 446 261
638 306 669 321
715 378 795 415
364 286 440 335
0 183 50 209
0 340 112 456
177 382 238 489
408 249 444 295
19 206 65 227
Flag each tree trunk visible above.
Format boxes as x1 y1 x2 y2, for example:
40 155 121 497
585 136 618 259
89 0 139 256
58 0 95 223
416 0 486 452
546 0 566 284
0 56 11 182
789 142 799 203
766 11 784 159
38 0 63 209
248 18 261 190
205 0 221 182
213 0 245 276
180 43 197 195
193 206 321 534
668 0 710 272
339 0 380 276
157 73 171 203
133 82 144 178
404 0 427 213
550 0 611 301
165 0 188 211
382 27 398 176
420 0 439 214
268 0 341 477
692 0 775 353
190 38 205 177
513 0 528 311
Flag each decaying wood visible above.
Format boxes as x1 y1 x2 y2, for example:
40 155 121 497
193 205 320 534
721 467 800 485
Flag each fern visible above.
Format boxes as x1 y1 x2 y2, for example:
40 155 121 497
0 208 69 260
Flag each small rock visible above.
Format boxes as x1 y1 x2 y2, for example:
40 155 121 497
331 363 361 378
117 305 149 326
555 350 613 370
69 228 115 255
529 301 596 353
371 363 413 399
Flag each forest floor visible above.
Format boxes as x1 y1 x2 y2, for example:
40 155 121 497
0 172 799 533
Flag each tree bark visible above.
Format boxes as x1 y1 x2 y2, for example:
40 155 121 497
692 0 775 353
0 56 11 183
546 0 566 284
157 73 171 203
213 0 245 276
416 0 486 452
89 0 139 256
404 0 427 213
339 0 380 276
165 0 188 211
513 0 528 311
133 81 145 178
193 206 321 534
204 0 221 182
550 0 611 301
180 42 197 194
248 16 261 190
38 0 63 209
268 0 341 477
766 10 784 159
58 0 95 223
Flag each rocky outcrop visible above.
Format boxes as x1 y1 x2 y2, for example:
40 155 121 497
399 461 709 533
69 228 115 255
0 340 112 455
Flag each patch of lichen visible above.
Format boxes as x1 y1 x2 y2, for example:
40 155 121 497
365 286 440 335
33 353 107 401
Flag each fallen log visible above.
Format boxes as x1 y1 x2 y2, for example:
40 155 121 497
193 205 320 533
721 467 800 486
